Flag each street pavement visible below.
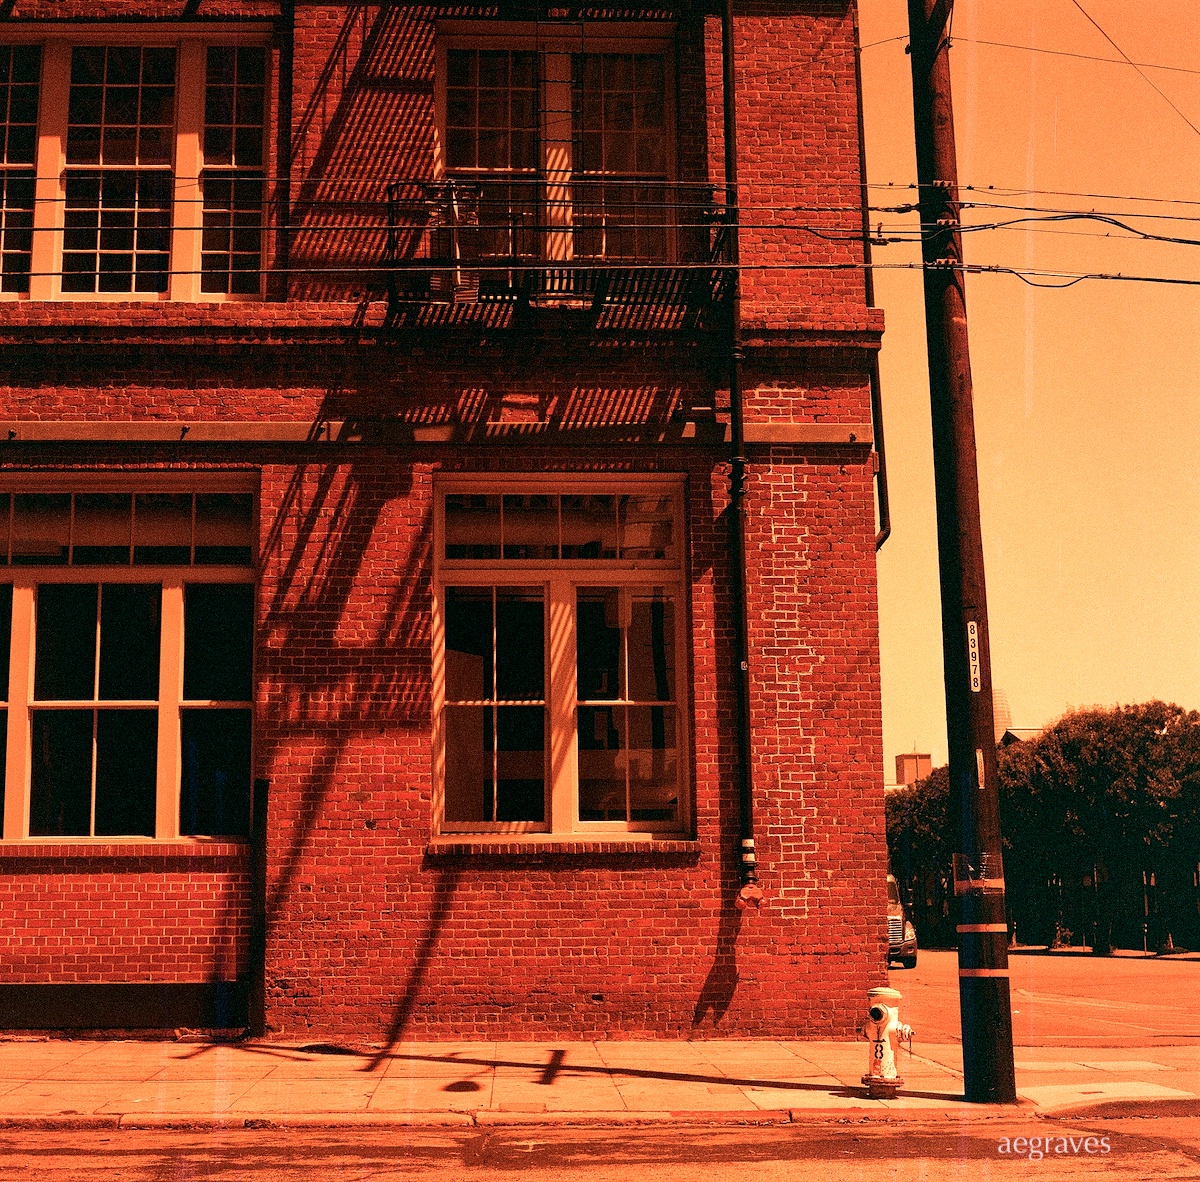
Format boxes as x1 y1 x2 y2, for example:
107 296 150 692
0 949 1196 1130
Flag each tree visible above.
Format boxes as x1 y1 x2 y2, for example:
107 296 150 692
887 702 1200 951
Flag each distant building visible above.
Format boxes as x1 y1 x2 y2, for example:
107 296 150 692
1001 728 1045 747
895 753 933 788
992 687 1012 743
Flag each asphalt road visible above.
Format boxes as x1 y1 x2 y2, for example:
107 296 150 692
2 1117 1199 1181
888 949 1199 1047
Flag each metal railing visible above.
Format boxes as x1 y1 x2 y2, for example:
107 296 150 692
385 176 732 315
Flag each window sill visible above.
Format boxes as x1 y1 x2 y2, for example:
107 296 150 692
426 836 699 857
0 839 249 863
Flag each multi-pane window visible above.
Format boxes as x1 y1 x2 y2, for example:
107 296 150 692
437 36 672 277
63 46 176 293
435 482 686 836
0 38 268 300
572 53 668 262
0 489 255 842
0 45 39 293
201 46 266 294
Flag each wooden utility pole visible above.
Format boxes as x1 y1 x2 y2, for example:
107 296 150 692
906 0 1017 1103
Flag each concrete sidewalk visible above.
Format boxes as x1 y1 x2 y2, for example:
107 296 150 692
1 1037 1197 1129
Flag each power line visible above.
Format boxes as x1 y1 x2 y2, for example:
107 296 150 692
1067 0 1200 140
869 181 1200 209
946 35 1200 77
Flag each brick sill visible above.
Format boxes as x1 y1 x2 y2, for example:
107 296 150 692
426 837 699 857
0 840 248 860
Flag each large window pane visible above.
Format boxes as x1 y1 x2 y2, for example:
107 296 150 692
72 493 132 565
444 587 492 701
577 588 621 700
180 707 251 837
627 591 674 701
444 494 500 559
628 703 677 822
29 709 93 836
578 703 624 821
98 583 161 700
94 708 157 836
444 703 489 823
495 704 544 821
184 583 253 700
502 495 557 560
34 583 98 700
0 582 9 830
560 495 618 558
12 494 70 566
134 492 192 564
0 581 12 694
194 493 253 565
495 588 543 700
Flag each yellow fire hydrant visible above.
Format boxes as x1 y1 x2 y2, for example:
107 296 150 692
861 986 914 1098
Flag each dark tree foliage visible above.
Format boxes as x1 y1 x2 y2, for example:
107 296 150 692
887 702 1200 951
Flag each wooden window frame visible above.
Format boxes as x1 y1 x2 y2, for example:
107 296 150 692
432 474 690 838
433 22 677 267
0 23 273 303
0 474 257 844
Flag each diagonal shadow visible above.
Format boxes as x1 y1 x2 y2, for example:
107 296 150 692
364 865 462 1071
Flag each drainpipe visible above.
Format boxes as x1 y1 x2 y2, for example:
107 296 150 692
851 5 891 550
272 0 295 300
722 0 762 909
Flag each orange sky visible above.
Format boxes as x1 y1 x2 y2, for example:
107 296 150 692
856 1 1200 772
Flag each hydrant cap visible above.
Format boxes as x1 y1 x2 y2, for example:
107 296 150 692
867 987 902 1005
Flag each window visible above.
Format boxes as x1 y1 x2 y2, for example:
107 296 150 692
5 33 268 300
434 479 687 836
0 488 255 842
0 45 39 293
434 27 674 288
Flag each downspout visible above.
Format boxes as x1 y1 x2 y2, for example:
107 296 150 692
851 4 891 550
272 0 295 300
722 0 762 909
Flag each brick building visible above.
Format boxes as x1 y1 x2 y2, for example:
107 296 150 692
0 0 889 1040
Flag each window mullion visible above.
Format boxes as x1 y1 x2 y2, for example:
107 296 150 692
548 577 576 832
3 581 34 839
170 40 204 302
542 49 572 265
155 578 185 839
30 41 69 301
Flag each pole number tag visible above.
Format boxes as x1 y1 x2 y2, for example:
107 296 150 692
967 621 981 692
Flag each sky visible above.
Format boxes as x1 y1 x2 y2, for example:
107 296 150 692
856 0 1200 774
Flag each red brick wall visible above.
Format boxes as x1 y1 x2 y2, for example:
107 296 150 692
0 845 249 984
0 1 889 1038
249 440 885 1040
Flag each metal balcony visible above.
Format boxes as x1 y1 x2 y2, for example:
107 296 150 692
385 177 732 331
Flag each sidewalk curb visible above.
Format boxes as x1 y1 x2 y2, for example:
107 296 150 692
1033 1098 1200 1121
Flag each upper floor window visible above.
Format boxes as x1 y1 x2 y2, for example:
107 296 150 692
433 26 674 287
3 35 268 301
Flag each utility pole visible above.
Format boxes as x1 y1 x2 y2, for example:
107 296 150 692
906 0 1017 1103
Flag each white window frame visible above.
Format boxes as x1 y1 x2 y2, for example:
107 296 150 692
0 23 272 303
433 21 677 266
0 474 257 844
432 474 690 838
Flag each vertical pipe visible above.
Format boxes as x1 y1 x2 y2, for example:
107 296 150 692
850 5 891 550
271 0 295 300
721 0 760 905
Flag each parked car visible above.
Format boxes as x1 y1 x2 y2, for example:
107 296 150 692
888 874 918 968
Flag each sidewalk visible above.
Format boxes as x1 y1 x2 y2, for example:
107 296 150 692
1 1036 1197 1129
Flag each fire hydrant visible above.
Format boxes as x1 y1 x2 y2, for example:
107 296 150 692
861 987 913 1098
